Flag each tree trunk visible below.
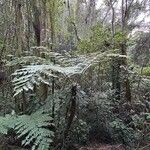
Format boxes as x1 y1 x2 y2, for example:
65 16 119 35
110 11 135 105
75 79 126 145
31 0 48 101
14 0 22 57
111 58 121 100
120 0 131 102
31 0 41 47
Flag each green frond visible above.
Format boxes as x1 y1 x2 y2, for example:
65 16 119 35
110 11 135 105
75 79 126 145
0 115 16 134
10 50 118 96
12 53 96 96
14 111 54 149
0 111 54 150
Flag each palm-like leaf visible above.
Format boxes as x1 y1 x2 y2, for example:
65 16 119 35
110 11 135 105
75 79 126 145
0 111 54 150
12 53 96 96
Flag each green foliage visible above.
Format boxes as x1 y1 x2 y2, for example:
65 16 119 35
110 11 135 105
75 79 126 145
109 119 137 145
114 32 127 46
131 64 150 77
0 0 149 149
46 0 63 33
11 52 97 96
0 114 16 134
77 24 112 53
131 32 150 66
0 111 54 150
132 65 150 83
141 67 150 76
16 111 54 150
70 119 89 144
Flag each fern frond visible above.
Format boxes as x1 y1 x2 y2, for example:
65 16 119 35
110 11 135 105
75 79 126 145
15 111 54 150
0 115 16 134
12 54 95 96
0 111 54 150
11 51 112 96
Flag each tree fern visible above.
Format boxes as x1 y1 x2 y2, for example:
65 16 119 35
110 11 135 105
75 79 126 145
12 52 96 96
0 111 54 150
15 111 54 150
10 48 111 96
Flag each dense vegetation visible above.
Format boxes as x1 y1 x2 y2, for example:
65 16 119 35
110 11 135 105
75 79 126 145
0 0 149 150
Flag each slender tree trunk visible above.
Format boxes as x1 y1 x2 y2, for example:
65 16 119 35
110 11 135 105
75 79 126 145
41 0 48 46
14 0 22 57
26 0 32 51
85 0 96 25
31 0 41 47
110 0 115 37
120 0 131 102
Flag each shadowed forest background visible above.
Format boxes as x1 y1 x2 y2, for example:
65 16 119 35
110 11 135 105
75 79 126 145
0 0 149 150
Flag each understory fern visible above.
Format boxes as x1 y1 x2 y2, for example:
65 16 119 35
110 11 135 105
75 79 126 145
0 111 54 150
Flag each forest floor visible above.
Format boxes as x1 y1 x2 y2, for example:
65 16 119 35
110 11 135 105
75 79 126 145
78 143 125 150
0 134 149 150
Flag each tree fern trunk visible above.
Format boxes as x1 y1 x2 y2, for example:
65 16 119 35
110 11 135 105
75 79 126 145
31 0 49 102
120 0 132 102
111 58 121 101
